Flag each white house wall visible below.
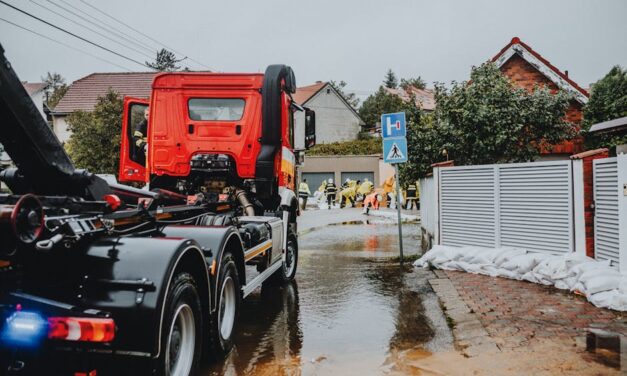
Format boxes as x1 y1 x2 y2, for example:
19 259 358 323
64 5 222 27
305 87 361 144
52 116 72 144
30 91 46 120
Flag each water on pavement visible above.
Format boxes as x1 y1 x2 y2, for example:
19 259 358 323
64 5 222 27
202 221 453 375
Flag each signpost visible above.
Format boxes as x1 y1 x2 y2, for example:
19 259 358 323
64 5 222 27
381 112 408 264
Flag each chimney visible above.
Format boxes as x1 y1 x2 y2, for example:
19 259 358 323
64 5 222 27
565 70 569 78
316 80 322 83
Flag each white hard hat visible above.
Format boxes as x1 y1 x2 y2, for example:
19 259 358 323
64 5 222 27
345 178 350 183
328 178 333 183
376 194 383 201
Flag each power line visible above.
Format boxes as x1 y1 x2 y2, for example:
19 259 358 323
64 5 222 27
78 0 211 70
0 0 150 69
0 17 133 71
47 0 156 55
28 0 154 60
54 0 159 54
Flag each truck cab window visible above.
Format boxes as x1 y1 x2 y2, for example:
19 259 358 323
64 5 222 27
129 103 149 165
188 98 245 121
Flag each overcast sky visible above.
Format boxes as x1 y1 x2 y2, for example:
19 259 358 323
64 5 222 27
1 0 626 101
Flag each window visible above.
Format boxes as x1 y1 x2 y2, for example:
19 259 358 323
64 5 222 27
128 103 148 165
188 98 245 121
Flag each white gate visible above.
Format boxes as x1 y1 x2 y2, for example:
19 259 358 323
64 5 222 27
438 160 580 254
593 157 620 265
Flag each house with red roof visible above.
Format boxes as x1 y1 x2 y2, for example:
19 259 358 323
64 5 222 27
293 81 364 144
491 37 589 158
51 72 157 143
383 86 436 113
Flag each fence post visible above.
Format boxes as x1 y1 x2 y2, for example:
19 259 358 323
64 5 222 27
494 166 501 247
618 154 627 274
434 166 440 246
572 159 586 255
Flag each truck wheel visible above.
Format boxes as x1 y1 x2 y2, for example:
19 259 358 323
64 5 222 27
209 252 241 359
160 272 202 376
271 234 298 283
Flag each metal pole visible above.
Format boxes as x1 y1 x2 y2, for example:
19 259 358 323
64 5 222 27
394 164 404 265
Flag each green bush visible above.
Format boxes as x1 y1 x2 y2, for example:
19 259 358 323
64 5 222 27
307 138 382 156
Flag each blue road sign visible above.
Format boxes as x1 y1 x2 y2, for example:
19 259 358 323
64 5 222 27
381 112 406 138
383 137 408 164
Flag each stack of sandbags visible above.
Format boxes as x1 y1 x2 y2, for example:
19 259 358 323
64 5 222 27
414 245 627 311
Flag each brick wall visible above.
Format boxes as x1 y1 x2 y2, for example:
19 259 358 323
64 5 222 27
571 149 609 257
500 55 583 155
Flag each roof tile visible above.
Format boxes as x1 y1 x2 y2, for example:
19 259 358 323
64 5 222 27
53 72 157 113
292 82 327 105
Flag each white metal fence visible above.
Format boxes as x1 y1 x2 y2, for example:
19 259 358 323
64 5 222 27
421 160 586 255
593 155 627 271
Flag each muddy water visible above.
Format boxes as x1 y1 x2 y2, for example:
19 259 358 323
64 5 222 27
202 223 452 375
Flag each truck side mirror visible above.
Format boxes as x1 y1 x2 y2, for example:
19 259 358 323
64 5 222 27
305 109 315 149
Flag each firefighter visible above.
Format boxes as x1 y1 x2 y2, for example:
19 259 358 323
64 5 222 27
324 178 337 209
357 178 374 196
339 179 357 208
363 192 382 215
406 181 419 210
132 107 149 166
313 180 326 202
382 175 394 207
298 178 311 211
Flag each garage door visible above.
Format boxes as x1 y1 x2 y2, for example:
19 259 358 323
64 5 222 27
302 172 333 196
341 171 375 185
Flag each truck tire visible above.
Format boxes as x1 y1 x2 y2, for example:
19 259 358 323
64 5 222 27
271 233 298 283
208 252 241 359
159 272 202 376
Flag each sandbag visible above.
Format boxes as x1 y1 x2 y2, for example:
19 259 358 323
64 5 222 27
501 253 548 273
493 248 527 267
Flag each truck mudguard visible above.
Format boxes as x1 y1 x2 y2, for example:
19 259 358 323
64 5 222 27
159 225 245 312
80 236 208 358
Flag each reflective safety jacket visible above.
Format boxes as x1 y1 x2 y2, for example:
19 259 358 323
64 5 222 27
364 192 380 210
133 119 148 149
357 180 374 195
298 182 311 197
325 182 337 195
406 184 417 199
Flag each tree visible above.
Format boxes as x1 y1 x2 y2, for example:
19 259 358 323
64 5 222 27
66 88 123 174
329 80 360 108
583 65 627 149
42 72 69 109
399 113 449 183
400 77 426 90
146 49 184 72
400 63 574 183
383 69 398 89
359 86 421 127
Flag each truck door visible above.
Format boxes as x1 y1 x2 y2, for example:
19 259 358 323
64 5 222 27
118 97 149 183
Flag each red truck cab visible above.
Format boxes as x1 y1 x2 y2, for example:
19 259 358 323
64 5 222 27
119 67 315 202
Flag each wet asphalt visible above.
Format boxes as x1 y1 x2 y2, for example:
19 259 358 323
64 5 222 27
203 209 453 375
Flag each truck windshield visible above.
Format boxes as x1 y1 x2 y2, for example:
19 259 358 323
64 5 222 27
188 98 245 121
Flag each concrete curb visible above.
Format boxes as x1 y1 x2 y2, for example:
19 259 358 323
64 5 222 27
428 271 500 358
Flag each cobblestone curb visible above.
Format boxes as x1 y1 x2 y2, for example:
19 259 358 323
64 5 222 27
429 272 500 358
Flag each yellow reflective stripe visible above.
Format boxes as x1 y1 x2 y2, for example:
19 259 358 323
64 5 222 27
133 131 144 138
135 139 145 147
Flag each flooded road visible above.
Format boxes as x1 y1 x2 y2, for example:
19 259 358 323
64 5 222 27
203 220 453 375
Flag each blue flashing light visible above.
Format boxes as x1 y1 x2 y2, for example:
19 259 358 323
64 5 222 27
0 311 47 348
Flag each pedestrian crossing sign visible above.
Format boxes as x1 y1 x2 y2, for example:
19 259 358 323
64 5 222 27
383 137 408 164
